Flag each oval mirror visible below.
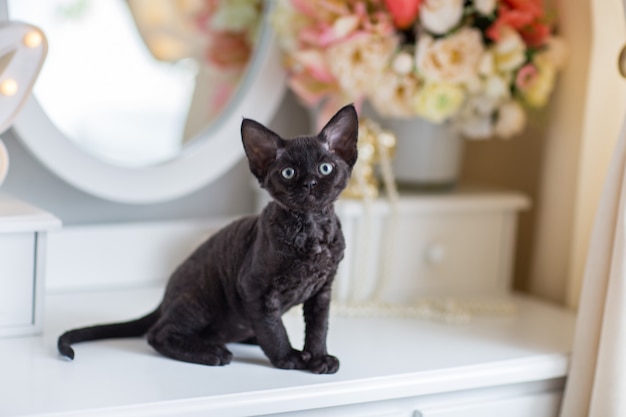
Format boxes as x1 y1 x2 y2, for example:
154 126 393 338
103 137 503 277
1 0 285 203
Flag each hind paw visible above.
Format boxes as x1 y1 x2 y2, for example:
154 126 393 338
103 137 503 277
202 345 233 366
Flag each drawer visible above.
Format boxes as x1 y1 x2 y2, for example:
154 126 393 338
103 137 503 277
269 389 562 417
381 211 509 301
416 391 562 417
0 232 36 328
336 209 517 304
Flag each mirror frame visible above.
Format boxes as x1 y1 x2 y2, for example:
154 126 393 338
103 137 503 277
0 1 286 204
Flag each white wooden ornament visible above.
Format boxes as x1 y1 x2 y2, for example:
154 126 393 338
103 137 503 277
0 21 47 186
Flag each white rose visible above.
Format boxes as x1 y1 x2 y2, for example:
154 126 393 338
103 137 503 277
493 27 526 72
454 95 498 139
474 0 496 15
465 76 483 94
494 100 526 139
420 0 464 35
458 116 493 139
416 28 484 85
467 94 498 115
484 75 510 99
392 52 415 75
478 51 495 76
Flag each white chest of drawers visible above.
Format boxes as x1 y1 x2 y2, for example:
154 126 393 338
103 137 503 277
0 195 60 337
0 188 573 417
334 188 530 304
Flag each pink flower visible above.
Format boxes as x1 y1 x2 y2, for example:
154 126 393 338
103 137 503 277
515 63 538 90
290 0 394 49
383 0 421 29
487 0 551 47
299 16 360 47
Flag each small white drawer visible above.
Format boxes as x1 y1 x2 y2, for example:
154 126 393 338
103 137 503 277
0 232 36 328
0 195 60 337
381 211 510 300
334 188 529 304
416 391 562 417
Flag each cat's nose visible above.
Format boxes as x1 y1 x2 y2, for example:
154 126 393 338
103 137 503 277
303 179 317 190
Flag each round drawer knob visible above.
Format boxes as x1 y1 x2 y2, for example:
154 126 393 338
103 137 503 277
425 243 446 264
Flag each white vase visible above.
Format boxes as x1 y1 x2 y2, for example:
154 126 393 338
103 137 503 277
385 118 463 190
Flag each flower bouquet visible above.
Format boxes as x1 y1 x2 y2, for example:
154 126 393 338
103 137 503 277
272 0 565 139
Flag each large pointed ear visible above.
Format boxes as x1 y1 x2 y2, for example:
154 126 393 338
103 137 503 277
319 104 358 168
241 118 284 180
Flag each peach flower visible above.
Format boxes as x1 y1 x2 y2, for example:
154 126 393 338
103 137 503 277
416 28 484 85
326 33 398 99
494 100 526 138
369 72 422 117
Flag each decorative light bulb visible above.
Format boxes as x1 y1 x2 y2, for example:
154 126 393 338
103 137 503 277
23 31 43 48
0 79 18 96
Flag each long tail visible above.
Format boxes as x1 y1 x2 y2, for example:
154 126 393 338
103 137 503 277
58 308 160 360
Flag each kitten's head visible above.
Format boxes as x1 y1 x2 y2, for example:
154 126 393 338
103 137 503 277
242 104 358 210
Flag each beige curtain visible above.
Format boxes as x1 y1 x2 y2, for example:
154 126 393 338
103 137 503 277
559 114 626 416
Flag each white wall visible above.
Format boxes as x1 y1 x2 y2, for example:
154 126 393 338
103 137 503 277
530 0 626 307
463 0 626 306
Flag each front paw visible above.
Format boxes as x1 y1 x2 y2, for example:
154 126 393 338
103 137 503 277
307 354 340 374
272 349 311 370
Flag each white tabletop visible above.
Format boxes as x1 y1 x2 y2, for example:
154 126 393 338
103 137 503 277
0 195 60 233
0 288 576 417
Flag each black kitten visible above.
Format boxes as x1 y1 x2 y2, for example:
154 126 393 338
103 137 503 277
57 104 358 374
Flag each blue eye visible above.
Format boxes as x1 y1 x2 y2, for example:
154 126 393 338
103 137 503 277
318 163 333 175
281 167 295 179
